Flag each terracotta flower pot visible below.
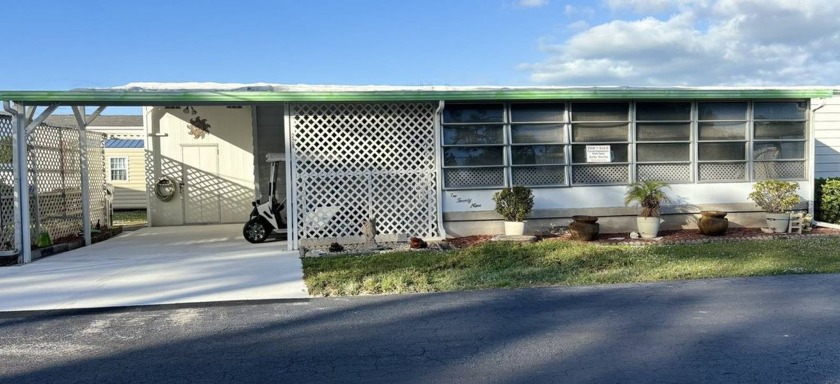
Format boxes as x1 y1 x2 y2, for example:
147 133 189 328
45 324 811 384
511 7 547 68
698 210 728 236
570 215 599 241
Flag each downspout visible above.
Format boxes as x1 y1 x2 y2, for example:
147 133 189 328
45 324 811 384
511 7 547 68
283 102 296 251
3 101 31 261
433 100 448 239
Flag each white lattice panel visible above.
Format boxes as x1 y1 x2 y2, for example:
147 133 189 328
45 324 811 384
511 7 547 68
637 164 692 182
24 123 107 244
512 166 565 185
0 117 105 251
699 162 746 181
572 164 629 184
0 118 15 250
754 161 805 180
444 168 504 188
290 103 439 242
86 131 107 227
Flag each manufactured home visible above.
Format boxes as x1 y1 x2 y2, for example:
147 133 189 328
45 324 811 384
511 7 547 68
2 84 840 252
42 115 146 210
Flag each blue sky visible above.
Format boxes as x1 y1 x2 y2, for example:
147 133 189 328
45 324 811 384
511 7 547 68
3 0 839 92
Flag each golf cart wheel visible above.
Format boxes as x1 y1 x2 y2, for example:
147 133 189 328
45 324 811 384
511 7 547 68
243 218 270 243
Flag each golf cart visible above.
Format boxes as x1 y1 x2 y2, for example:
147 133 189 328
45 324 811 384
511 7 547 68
243 152 288 243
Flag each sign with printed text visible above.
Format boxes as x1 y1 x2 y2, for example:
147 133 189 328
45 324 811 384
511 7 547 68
586 145 611 163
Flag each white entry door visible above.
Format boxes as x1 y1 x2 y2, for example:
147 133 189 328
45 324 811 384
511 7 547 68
181 145 221 224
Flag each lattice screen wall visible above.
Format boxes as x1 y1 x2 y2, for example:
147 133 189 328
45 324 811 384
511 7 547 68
0 118 16 250
28 124 107 242
289 103 440 244
0 116 106 251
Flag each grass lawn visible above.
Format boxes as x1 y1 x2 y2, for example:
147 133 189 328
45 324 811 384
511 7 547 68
112 210 148 226
303 237 840 296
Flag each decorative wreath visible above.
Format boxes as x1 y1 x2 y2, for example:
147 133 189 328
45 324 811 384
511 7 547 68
154 176 178 202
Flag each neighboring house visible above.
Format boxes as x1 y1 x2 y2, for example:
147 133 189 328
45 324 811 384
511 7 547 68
102 137 145 209
43 115 146 210
3 84 840 250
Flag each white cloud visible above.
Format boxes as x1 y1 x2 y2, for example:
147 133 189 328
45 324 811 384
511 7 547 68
605 0 679 13
522 0 840 85
515 0 549 8
564 4 596 18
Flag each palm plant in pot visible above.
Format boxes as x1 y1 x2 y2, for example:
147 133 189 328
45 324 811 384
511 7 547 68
624 180 671 239
748 180 800 233
492 186 534 236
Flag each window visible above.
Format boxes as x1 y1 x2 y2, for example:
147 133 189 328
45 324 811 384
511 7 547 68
510 103 567 186
440 99 808 189
109 157 128 181
570 103 630 184
697 102 748 182
442 104 506 188
752 101 807 180
635 102 692 183
442 103 568 189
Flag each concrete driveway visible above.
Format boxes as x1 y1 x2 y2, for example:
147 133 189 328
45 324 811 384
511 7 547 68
0 224 308 312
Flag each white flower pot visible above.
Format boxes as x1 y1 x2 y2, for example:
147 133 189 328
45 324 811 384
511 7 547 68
504 221 526 236
765 212 790 233
636 217 664 239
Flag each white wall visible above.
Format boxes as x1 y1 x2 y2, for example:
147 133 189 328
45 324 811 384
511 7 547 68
443 182 808 215
814 93 840 179
145 106 254 226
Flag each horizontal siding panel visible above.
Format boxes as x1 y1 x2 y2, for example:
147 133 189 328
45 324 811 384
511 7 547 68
816 171 840 178
105 148 146 210
111 188 147 209
815 138 840 147
813 117 840 124
815 155 840 163
814 146 840 155
815 102 840 114
813 130 840 139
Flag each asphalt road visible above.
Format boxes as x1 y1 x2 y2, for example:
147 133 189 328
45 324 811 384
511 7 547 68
2 274 840 384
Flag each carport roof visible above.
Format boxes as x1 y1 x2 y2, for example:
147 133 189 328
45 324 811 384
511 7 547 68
0 83 835 106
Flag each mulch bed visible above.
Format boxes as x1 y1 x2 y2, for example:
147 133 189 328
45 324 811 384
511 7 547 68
0 256 17 267
447 227 840 249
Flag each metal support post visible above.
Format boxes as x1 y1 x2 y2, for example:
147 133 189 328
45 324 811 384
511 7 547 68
73 107 91 246
6 102 33 263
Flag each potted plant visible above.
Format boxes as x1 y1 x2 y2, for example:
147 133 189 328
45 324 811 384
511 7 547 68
748 180 800 233
492 186 534 236
624 180 671 238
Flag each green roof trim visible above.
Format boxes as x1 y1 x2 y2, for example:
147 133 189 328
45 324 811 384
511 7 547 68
0 88 833 105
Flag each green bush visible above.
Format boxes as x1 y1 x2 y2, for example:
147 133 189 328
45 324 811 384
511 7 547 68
492 186 534 222
748 180 799 213
816 178 840 224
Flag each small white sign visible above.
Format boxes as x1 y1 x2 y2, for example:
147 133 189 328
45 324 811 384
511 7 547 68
586 145 611 163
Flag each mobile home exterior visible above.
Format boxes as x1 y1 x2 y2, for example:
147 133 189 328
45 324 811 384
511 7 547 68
3 84 839 250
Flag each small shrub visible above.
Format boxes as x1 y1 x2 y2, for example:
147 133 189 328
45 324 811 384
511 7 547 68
816 178 840 224
748 180 800 213
493 186 534 222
